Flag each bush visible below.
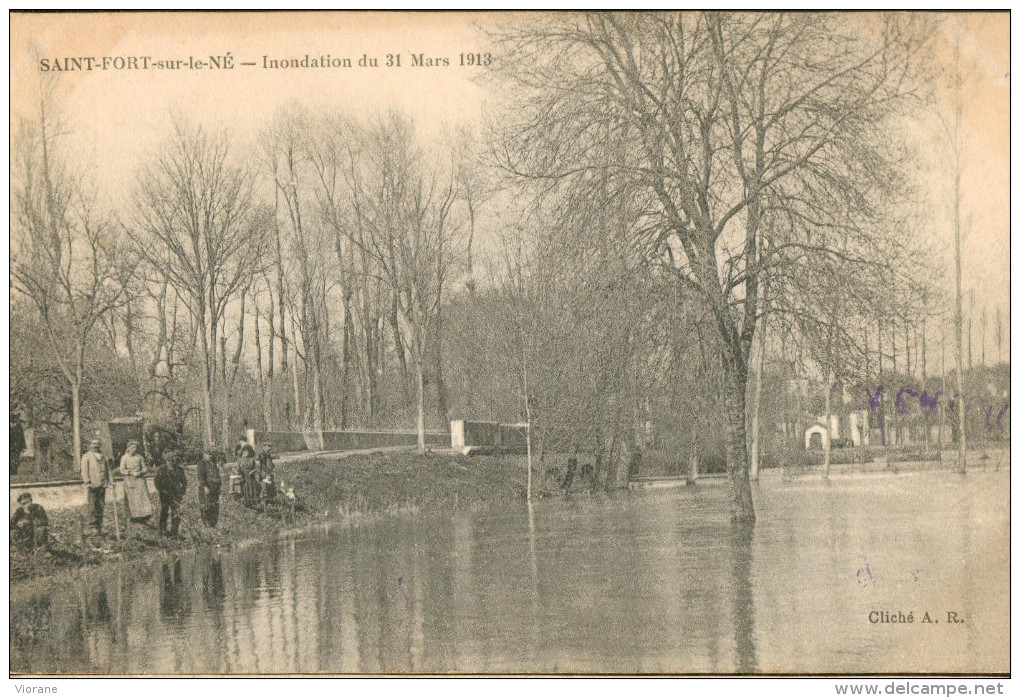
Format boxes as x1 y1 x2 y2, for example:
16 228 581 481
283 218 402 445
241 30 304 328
761 438 809 470
884 447 930 463
145 424 204 465
804 447 873 466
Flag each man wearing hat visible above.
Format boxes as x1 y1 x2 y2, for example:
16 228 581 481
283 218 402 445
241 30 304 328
155 450 188 536
10 492 49 551
80 438 109 534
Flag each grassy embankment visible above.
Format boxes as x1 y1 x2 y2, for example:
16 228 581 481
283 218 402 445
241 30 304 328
10 450 530 583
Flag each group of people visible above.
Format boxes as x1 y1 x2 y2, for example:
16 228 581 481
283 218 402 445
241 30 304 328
12 434 289 551
234 437 278 509
79 437 194 537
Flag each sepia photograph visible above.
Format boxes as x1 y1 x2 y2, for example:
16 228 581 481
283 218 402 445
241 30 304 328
7 10 1010 678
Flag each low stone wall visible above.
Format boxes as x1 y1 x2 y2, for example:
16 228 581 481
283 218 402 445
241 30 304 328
249 429 449 454
248 431 311 453
499 424 529 452
321 431 448 451
451 420 528 454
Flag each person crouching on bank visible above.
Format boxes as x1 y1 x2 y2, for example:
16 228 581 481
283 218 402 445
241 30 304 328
11 492 50 552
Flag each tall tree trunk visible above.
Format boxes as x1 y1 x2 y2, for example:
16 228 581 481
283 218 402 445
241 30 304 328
307 293 326 435
221 409 230 452
219 331 229 448
749 311 766 481
922 322 929 454
70 378 82 471
995 306 1003 364
523 350 533 501
435 294 448 427
291 318 302 430
266 284 276 431
722 361 755 523
278 284 288 375
124 298 137 376
416 356 426 453
878 320 884 376
390 293 410 408
198 308 215 447
952 44 967 474
823 368 834 479
966 315 973 371
909 322 918 375
340 296 353 430
149 281 169 382
363 290 376 424
466 200 476 294
255 296 270 430
273 186 289 374
300 291 312 429
940 328 947 450
605 419 620 490
975 308 983 367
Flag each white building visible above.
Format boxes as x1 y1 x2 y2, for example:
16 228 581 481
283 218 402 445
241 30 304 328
804 410 870 449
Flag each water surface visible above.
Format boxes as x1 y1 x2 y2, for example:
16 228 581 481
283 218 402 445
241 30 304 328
10 469 1009 674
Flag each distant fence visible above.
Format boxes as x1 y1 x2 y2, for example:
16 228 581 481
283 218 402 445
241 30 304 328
450 420 528 454
246 429 449 454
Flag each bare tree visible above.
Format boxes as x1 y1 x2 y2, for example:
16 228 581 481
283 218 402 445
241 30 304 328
491 12 931 521
994 305 1003 365
10 80 137 467
131 119 270 447
263 106 330 435
338 113 461 449
979 304 987 367
946 29 967 472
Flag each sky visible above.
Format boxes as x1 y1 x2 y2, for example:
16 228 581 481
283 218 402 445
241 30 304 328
9 11 1011 361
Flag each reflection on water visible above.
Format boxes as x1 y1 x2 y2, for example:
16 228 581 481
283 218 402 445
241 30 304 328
10 470 1009 674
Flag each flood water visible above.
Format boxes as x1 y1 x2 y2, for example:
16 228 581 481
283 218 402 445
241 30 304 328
10 469 1009 675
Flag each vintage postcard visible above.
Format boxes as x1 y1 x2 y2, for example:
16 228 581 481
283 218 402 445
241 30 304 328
8 11 1009 678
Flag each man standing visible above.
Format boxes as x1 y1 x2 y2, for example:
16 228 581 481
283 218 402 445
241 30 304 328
196 450 222 527
155 451 188 537
10 492 49 551
10 414 25 476
80 438 108 534
146 429 166 469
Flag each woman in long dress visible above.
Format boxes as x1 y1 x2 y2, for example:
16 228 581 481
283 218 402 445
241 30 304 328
235 439 258 508
119 440 154 521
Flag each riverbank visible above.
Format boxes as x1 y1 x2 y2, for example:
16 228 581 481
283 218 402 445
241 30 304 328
10 449 530 583
13 446 1006 583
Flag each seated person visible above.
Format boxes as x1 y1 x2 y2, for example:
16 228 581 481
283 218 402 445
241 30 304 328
10 492 50 551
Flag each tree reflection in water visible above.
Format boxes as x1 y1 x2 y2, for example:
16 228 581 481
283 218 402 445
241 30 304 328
729 522 759 674
8 473 1010 675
